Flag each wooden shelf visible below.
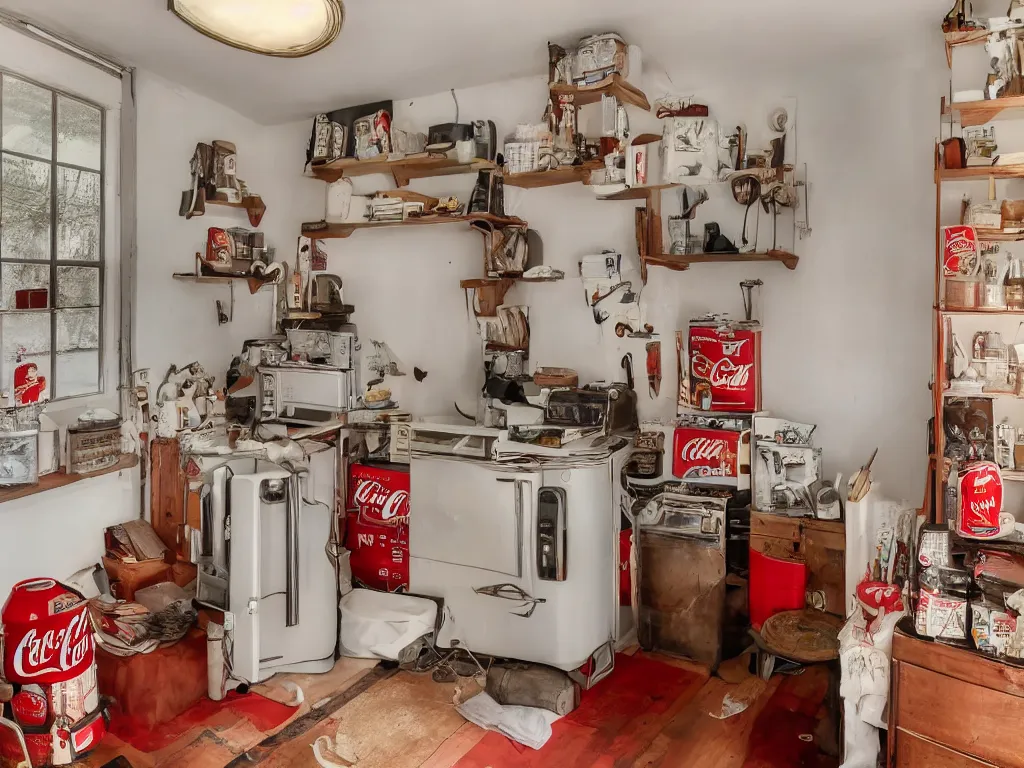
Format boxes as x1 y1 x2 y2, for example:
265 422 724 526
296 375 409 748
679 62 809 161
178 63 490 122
173 272 267 294
460 274 564 289
946 95 1024 127
940 306 1024 315
0 454 138 506
309 153 495 186
974 229 1024 241
302 212 526 239
944 28 990 67
549 74 651 111
505 163 602 189
596 184 679 201
939 165 1024 180
645 250 799 272
204 196 266 226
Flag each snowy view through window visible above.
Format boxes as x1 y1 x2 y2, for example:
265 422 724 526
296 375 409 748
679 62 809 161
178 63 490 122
1 74 103 400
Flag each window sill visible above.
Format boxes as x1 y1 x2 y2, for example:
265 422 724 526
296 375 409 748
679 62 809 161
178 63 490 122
0 453 138 505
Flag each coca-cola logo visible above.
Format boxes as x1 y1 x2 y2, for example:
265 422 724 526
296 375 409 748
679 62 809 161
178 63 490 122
680 437 726 462
12 607 92 679
354 480 410 522
691 355 753 389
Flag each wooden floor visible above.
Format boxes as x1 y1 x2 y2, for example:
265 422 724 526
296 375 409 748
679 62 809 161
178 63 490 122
78 653 839 767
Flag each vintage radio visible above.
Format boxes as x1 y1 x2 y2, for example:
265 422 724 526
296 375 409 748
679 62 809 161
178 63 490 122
687 319 762 413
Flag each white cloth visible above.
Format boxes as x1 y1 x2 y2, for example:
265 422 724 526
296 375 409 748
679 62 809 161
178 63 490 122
456 692 559 751
338 588 436 661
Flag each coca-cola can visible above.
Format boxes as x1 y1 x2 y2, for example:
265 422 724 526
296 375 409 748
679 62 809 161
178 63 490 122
346 464 411 592
2 579 95 686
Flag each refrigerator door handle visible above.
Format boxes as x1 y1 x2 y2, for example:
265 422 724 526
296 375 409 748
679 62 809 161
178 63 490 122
513 479 528 579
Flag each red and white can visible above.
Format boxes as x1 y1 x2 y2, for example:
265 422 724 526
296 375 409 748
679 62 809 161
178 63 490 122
688 325 761 413
1 579 105 767
957 461 1014 540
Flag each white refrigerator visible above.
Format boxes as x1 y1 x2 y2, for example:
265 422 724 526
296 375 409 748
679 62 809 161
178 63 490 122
410 443 629 676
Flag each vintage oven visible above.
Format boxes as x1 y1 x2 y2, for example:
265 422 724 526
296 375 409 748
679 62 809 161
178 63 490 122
409 444 629 678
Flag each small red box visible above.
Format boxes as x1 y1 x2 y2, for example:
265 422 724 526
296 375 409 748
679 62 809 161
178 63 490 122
672 426 747 482
15 288 47 310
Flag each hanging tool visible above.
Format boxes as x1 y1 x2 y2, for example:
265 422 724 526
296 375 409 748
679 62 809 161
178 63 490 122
646 342 662 398
591 281 634 306
731 173 762 253
848 448 878 503
740 279 763 323
621 353 634 391
615 322 655 338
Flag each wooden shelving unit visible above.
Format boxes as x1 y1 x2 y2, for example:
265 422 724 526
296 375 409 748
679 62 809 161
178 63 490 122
550 74 651 111
505 162 602 189
309 153 495 186
945 94 1024 127
645 250 800 272
459 275 563 288
301 212 525 239
938 165 1024 180
173 272 267 295
940 306 1024 315
202 196 267 226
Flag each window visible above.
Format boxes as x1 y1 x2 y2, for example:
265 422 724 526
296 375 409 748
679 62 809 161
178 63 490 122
0 71 104 402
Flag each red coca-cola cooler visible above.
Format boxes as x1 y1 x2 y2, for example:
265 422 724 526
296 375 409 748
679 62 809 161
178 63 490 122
687 322 761 413
1 579 107 767
345 464 411 592
672 425 751 491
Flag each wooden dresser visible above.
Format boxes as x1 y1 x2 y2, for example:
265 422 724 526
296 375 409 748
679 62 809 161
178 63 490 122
889 625 1024 767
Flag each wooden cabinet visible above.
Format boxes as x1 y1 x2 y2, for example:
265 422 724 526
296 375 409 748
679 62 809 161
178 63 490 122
890 626 1024 767
750 512 845 615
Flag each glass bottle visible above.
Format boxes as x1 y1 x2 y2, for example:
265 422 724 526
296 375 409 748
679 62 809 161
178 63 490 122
1004 253 1024 310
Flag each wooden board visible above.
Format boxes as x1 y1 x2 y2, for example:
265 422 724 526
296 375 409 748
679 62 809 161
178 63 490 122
504 163 600 188
549 74 651 111
150 438 185 556
750 513 803 543
802 524 846 616
645 251 799 272
309 154 494 185
896 730 998 768
302 212 526 239
896 662 1024 767
0 453 138 506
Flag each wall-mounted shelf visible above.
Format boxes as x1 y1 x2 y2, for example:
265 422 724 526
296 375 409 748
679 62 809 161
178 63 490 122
302 212 525 239
201 196 266 226
505 162 602 189
550 75 651 111
938 165 1024 180
940 306 1024 315
596 183 679 201
309 153 495 186
973 230 1024 242
644 250 800 272
944 28 990 67
460 274 563 288
945 95 1024 127
173 272 268 295
0 454 139 506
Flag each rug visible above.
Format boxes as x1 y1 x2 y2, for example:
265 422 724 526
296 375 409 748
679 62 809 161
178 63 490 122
106 690 296 753
453 652 707 767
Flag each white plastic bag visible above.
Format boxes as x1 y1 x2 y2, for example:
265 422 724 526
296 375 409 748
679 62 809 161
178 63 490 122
339 588 436 660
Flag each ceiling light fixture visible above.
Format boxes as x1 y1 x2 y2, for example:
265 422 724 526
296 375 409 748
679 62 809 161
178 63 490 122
168 0 344 58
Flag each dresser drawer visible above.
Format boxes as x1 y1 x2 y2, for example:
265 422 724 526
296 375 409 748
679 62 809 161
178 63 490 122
896 663 1024 767
896 730 997 767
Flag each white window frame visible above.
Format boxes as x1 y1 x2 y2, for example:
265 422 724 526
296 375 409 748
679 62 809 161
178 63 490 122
0 21 124 423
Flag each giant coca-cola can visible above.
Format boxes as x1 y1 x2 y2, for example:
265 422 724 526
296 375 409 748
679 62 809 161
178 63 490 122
1 579 106 766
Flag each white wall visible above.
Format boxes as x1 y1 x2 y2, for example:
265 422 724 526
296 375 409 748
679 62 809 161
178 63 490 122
134 71 321 382
312 40 945 504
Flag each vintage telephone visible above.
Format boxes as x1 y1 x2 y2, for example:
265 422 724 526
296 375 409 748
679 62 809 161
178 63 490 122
472 120 497 162
426 123 473 153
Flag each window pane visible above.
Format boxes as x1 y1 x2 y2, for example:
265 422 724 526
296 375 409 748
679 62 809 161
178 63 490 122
56 96 101 170
56 308 99 397
56 167 100 261
1 154 51 261
1 263 49 310
1 311 51 404
57 266 99 307
2 77 52 160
